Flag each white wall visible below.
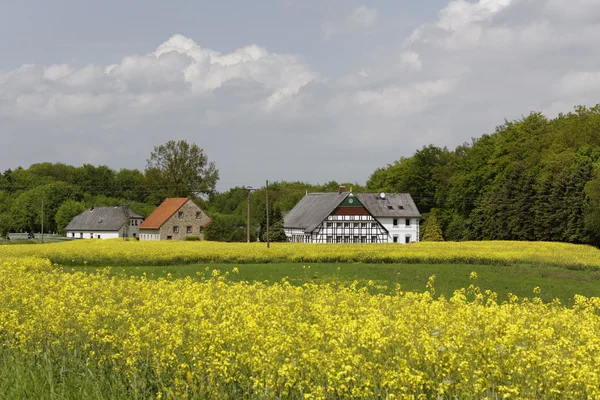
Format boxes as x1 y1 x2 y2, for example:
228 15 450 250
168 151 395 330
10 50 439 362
66 231 120 240
285 215 420 244
378 217 420 243
139 230 160 241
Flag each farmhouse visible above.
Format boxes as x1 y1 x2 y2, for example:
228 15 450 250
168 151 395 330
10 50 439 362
138 197 212 241
283 188 420 244
65 206 144 240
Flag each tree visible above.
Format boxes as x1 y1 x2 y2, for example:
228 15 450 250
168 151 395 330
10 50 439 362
422 214 444 242
55 200 87 234
146 140 219 199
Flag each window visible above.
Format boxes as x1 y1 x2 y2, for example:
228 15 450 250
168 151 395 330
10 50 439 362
135 220 138 226
327 236 333 243
178 211 184 219
405 219 411 227
80 233 83 239
337 222 343 228
186 226 192 234
371 222 378 229
371 236 377 243
353 236 359 243
344 236 350 243
353 223 359 229
90 233 93 238
361 236 367 243
344 222 350 229
327 222 333 228
200 227 204 233
393 235 399 243
133 233 137 238
387 205 394 210
71 233 75 238
361 222 367 229
97 235 101 239
167 235 172 240
173 226 179 233
393 218 398 227
398 205 404 210
336 236 342 243
405 235 411 244
196 211 202 219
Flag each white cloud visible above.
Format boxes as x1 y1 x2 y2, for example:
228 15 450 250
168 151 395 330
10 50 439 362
322 6 379 38
2 0 600 189
0 34 317 118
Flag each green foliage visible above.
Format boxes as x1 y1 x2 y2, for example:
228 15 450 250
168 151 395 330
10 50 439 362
422 214 444 242
146 140 219 198
54 200 87 235
205 213 253 242
370 105 600 246
185 236 201 241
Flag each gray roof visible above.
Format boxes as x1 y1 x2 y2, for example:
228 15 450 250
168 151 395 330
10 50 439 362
65 206 143 232
284 192 349 233
355 193 421 218
284 192 420 233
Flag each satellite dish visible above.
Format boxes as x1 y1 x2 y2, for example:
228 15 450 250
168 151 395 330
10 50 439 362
379 192 386 199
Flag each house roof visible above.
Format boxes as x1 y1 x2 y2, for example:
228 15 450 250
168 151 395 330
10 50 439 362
283 192 420 233
284 192 349 233
138 198 190 230
355 193 421 218
65 206 143 232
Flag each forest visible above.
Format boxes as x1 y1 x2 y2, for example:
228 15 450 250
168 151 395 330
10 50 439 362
2 105 600 246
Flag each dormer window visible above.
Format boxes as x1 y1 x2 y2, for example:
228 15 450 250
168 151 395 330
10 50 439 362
387 205 394 210
398 205 404 210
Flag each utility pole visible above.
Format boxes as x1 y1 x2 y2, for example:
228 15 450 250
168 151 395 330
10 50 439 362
266 180 270 249
246 186 254 243
41 200 44 244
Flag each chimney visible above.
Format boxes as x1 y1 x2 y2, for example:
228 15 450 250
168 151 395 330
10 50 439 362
338 186 346 194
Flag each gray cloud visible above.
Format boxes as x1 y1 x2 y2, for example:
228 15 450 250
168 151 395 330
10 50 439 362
1 0 600 191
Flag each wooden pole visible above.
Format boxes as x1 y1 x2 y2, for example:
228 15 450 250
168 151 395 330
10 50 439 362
266 180 270 249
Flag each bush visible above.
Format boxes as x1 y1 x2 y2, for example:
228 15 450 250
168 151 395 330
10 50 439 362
185 236 201 241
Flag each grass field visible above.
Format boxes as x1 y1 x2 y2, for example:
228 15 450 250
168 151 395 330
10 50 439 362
68 262 600 306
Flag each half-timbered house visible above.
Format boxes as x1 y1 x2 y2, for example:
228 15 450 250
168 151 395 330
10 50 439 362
283 188 420 244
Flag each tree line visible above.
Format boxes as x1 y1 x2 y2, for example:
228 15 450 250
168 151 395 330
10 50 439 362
367 105 600 246
2 105 600 245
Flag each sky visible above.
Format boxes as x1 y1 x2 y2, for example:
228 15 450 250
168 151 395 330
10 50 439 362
2 0 600 191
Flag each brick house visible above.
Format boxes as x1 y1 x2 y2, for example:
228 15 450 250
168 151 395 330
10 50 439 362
138 198 213 241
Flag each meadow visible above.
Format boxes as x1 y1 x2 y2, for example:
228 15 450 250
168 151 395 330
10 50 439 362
2 241 600 398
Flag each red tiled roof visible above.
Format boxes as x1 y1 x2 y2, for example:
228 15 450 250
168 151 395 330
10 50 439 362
139 198 190 229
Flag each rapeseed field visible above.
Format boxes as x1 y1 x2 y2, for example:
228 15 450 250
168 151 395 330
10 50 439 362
1 254 600 399
2 239 600 269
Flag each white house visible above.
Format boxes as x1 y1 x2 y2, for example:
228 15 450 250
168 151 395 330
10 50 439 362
65 206 144 240
283 188 420 244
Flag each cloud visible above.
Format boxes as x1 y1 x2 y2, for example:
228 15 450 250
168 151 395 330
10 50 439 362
322 6 379 38
2 0 600 190
0 34 317 119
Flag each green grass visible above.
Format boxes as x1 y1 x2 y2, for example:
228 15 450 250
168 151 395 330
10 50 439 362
66 262 600 306
0 347 157 400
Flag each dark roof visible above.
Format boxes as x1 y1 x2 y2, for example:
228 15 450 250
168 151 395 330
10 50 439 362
355 193 421 218
284 192 349 233
284 192 420 233
138 198 191 230
65 206 143 232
